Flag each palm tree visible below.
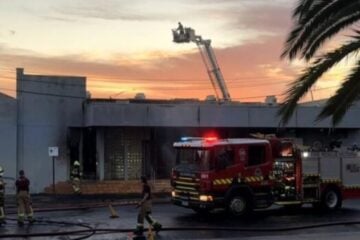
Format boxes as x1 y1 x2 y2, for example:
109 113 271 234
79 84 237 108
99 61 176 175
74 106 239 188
279 0 360 126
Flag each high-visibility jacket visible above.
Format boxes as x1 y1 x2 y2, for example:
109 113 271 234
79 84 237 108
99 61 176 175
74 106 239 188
71 167 81 179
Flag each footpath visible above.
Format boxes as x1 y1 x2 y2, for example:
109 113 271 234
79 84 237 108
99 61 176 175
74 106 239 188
4 179 171 212
4 192 171 213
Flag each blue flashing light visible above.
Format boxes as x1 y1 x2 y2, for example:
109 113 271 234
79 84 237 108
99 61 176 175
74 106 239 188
181 137 189 141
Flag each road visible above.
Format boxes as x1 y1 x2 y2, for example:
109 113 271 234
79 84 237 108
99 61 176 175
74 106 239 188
1 199 360 239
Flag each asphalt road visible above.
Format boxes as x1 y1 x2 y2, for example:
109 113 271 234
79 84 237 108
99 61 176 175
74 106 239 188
1 199 360 239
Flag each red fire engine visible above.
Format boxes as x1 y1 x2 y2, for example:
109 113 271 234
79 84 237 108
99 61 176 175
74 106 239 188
171 136 360 216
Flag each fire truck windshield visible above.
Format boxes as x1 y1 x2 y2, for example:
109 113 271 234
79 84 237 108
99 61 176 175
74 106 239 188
176 148 212 171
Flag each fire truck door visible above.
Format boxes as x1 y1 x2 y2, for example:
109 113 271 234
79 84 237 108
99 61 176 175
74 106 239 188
244 145 269 182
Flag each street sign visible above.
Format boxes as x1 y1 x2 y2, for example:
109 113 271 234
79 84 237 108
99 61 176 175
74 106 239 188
48 147 59 157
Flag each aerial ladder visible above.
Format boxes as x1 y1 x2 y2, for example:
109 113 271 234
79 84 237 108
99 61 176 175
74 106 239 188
172 23 231 102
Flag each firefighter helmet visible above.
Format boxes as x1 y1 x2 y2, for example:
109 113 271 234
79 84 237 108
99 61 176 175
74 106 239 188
0 166 3 177
73 161 80 166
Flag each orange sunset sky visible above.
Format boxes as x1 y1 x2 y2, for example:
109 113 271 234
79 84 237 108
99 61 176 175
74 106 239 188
0 0 353 102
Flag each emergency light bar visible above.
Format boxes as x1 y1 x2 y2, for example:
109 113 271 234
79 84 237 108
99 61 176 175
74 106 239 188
204 137 217 142
181 137 218 142
181 137 202 141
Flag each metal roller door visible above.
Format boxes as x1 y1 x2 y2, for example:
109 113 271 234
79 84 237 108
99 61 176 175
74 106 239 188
104 128 148 180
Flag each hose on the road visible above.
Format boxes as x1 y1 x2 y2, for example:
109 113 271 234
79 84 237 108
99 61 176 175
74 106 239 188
0 217 96 240
1 219 360 239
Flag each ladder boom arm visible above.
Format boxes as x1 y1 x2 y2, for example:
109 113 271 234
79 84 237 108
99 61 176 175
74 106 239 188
201 41 231 102
172 25 231 102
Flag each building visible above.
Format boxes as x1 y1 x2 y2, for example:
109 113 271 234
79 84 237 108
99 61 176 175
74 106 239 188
1 68 360 193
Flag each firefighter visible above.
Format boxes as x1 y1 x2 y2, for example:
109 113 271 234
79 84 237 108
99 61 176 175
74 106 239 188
177 22 184 35
133 176 162 235
0 166 5 225
16 170 34 226
71 161 82 194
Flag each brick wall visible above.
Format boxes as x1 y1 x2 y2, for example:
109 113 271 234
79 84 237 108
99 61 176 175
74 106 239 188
44 179 171 195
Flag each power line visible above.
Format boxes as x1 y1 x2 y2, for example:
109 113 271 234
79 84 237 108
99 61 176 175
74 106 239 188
0 84 340 100
0 67 288 81
1 73 292 84
0 66 295 83
2 68 355 86
0 76 294 90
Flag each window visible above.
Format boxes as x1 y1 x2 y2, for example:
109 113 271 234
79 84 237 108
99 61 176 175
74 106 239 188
280 142 294 157
248 145 266 166
176 148 212 171
215 146 234 169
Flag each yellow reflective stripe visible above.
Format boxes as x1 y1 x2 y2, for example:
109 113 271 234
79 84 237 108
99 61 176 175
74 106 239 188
213 178 232 186
175 190 199 195
303 174 320 177
178 177 193 181
214 176 267 185
244 176 264 182
175 181 197 186
321 179 341 183
176 186 196 191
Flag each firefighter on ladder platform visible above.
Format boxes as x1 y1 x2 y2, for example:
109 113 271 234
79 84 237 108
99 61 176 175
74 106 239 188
0 166 6 226
16 170 34 226
71 161 82 194
133 176 162 236
176 22 184 35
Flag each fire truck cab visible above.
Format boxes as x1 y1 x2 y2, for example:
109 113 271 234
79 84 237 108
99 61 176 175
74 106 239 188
171 137 360 216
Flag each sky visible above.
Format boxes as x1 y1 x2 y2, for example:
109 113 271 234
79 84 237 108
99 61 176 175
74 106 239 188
0 0 351 102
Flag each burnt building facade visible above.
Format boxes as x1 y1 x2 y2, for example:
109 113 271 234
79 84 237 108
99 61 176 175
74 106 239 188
1 68 360 193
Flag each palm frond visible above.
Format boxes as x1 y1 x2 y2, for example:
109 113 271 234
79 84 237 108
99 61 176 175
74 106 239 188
296 0 335 23
293 0 317 20
278 39 360 125
283 0 337 59
281 26 303 59
283 0 359 60
303 10 360 60
317 60 360 125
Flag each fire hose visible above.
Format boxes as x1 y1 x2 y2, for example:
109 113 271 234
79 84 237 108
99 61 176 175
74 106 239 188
1 218 360 239
1 201 360 239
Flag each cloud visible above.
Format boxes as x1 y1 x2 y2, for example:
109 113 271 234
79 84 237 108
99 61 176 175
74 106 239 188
202 2 293 35
53 0 172 22
0 29 16 39
0 33 302 101
41 16 77 23
234 5 292 33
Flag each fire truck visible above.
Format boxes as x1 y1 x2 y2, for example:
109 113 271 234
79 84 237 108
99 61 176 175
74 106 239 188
170 136 360 216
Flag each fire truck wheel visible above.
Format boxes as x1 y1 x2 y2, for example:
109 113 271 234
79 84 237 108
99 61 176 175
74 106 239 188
321 188 342 210
228 195 252 216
